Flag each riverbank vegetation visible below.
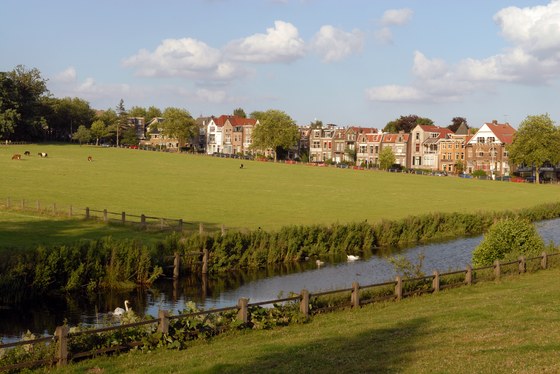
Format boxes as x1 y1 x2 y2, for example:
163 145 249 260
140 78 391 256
30 265 560 373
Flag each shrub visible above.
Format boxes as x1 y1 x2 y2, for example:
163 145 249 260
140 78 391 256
471 218 545 267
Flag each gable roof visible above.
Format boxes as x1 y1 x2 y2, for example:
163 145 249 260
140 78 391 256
211 115 257 127
485 122 516 144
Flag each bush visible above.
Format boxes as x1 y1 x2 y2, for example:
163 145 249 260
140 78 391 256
471 218 545 267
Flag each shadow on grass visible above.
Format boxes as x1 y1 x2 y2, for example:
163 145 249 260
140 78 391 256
211 317 428 373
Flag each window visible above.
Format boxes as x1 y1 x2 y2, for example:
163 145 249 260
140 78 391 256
415 132 420 140
415 144 420 152
488 137 495 143
375 145 379 154
477 137 485 144
479 152 484 157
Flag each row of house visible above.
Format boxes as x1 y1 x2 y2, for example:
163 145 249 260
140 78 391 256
135 114 517 177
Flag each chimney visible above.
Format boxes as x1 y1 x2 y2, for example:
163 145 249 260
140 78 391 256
492 119 498 124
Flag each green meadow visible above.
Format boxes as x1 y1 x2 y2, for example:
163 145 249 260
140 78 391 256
2 144 560 233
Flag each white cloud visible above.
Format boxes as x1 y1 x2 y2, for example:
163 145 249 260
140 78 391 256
224 20 305 63
123 38 242 80
195 88 228 103
380 8 413 26
53 67 76 83
374 27 393 44
311 25 363 62
367 1 560 104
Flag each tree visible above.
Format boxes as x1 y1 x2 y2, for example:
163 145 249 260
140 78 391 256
115 99 128 147
471 218 544 267
72 125 91 145
383 115 433 133
233 108 246 118
90 120 109 146
251 109 299 162
42 96 96 141
379 147 396 170
160 107 197 152
0 65 49 140
128 106 147 118
146 106 162 123
447 117 468 133
507 114 560 184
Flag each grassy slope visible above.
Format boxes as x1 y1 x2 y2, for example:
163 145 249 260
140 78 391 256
52 268 560 373
2 144 559 234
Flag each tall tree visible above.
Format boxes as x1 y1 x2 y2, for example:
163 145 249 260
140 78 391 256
146 106 162 123
233 108 246 118
383 115 433 133
379 147 396 170
0 65 49 140
43 97 96 141
160 107 197 152
115 99 128 147
507 114 560 184
251 109 299 162
128 106 147 118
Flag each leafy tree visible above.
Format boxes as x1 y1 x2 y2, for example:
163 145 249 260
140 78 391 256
43 97 96 141
90 120 109 146
507 114 560 184
0 65 49 140
379 147 396 170
251 109 299 161
383 115 433 133
121 126 139 146
310 120 323 129
471 218 544 267
249 111 265 120
128 106 147 118
72 125 91 145
233 108 246 118
472 169 487 178
146 106 162 123
160 107 197 152
97 108 118 128
454 160 465 175
447 117 468 133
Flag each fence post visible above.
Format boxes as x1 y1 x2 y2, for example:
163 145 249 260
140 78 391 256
494 260 501 280
55 325 69 367
202 248 209 274
103 209 108 223
141 214 146 230
122 212 126 224
432 271 440 292
160 218 164 230
465 265 473 285
85 207 90 219
199 222 204 235
541 252 548 270
237 298 249 324
300 289 309 318
221 224 226 236
178 219 183 232
351 282 360 308
158 310 169 334
395 276 403 301
173 252 180 279
518 256 526 274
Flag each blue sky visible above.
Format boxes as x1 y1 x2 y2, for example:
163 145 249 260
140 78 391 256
2 0 560 129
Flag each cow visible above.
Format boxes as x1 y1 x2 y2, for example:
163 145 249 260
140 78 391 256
38 152 48 158
24 151 30 156
11 154 21 160
87 156 93 161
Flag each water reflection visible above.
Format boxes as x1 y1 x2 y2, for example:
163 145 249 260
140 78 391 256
2 218 559 342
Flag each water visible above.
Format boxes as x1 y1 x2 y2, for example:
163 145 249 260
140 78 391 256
2 218 559 343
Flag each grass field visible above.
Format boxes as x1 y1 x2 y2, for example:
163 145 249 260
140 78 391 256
50 267 560 373
2 143 560 234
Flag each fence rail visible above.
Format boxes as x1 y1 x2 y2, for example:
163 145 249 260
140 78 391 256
2 251 560 371
0 197 186 233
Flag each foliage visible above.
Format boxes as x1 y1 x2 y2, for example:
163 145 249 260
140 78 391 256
43 97 96 141
447 117 468 133
507 114 560 184
160 107 197 151
90 120 109 146
233 108 246 118
114 99 128 147
388 252 425 279
72 125 91 145
379 147 396 170
472 169 487 178
251 109 299 161
471 218 545 267
383 115 434 133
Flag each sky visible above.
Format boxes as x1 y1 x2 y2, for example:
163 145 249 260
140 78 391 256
2 0 560 129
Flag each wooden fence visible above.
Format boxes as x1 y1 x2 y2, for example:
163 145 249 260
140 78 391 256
0 197 186 232
2 250 559 371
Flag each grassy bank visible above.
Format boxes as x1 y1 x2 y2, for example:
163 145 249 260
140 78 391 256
2 144 560 232
48 267 560 373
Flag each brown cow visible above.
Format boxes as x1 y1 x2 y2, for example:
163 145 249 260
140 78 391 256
11 154 21 160
87 156 93 161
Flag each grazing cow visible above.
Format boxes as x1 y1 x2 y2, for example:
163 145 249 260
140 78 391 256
38 152 48 158
87 156 93 161
11 154 21 160
24 151 30 156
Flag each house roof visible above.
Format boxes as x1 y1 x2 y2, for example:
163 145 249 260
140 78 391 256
485 122 516 144
383 133 410 143
212 115 257 127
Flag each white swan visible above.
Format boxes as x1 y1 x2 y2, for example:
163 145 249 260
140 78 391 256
113 300 130 316
316 259 325 267
347 255 360 261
